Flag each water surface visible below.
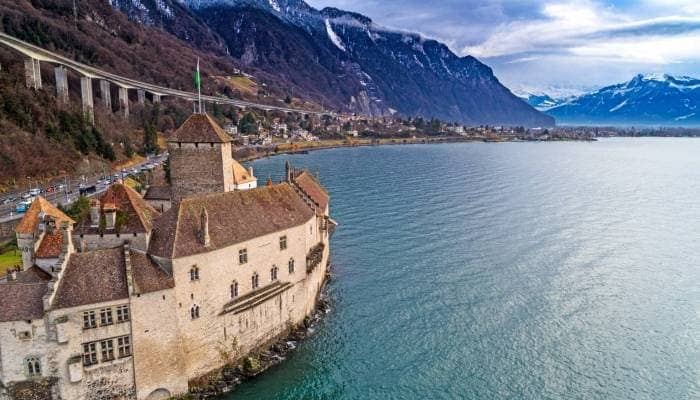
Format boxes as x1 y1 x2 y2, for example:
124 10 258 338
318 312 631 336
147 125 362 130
228 139 699 400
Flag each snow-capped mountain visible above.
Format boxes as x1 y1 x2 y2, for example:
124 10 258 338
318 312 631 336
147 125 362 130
108 0 552 126
547 74 700 126
518 93 569 111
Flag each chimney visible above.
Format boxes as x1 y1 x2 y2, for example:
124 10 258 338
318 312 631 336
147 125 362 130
103 203 117 230
89 199 100 227
7 267 18 282
285 161 291 182
199 208 210 247
248 167 254 177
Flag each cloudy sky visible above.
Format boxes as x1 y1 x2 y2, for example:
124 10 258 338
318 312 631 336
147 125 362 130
306 0 700 96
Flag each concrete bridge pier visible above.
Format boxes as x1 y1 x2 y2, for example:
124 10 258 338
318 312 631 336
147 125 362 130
24 58 42 90
54 66 68 103
118 87 129 118
153 94 161 104
137 89 145 105
100 80 112 110
80 76 94 123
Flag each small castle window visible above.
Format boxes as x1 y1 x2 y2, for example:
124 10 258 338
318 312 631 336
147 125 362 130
18 331 31 340
190 266 200 281
116 305 130 323
83 311 96 329
100 339 115 362
99 308 113 326
288 258 295 274
117 336 131 358
190 305 200 319
25 357 41 377
279 236 287 250
252 273 259 290
239 249 248 264
83 343 98 366
271 266 279 281
231 281 239 299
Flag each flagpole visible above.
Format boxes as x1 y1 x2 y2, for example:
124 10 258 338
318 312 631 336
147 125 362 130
197 57 202 114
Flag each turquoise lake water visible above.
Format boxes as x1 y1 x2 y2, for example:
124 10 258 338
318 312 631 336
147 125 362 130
226 138 699 400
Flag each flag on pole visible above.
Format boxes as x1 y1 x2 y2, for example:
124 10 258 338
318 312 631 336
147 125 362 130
194 58 202 113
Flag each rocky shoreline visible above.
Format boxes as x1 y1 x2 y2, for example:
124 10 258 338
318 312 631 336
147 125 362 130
181 283 333 400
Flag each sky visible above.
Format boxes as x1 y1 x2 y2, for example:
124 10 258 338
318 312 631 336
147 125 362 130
306 0 700 96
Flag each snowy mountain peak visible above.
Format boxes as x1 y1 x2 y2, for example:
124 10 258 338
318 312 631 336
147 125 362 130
547 73 700 126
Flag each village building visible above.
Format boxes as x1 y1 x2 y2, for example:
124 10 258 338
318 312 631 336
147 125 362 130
0 113 334 400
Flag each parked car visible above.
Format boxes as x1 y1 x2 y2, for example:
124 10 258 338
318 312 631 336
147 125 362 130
15 200 31 213
29 188 41 196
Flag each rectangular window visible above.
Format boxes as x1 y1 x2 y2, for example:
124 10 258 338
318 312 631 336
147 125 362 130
99 308 113 326
83 311 96 329
279 236 287 250
116 305 130 323
239 249 248 264
83 342 98 366
117 336 131 358
100 339 114 361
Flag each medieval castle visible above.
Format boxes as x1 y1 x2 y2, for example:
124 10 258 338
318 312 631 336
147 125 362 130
0 113 334 400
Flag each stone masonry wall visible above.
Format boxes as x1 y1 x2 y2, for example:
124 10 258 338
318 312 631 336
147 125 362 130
169 143 226 202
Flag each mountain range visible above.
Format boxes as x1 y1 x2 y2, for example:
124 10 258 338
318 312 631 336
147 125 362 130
543 74 700 126
107 0 553 126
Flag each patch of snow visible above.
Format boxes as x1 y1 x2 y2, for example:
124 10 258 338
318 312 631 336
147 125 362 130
325 19 346 52
268 0 281 12
413 55 424 68
155 0 174 18
609 99 628 112
675 113 696 121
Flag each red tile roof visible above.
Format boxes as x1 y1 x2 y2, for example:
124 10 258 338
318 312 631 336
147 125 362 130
75 184 159 235
232 161 256 184
294 171 329 211
0 283 47 322
149 183 315 259
35 230 63 259
167 113 232 143
15 197 74 234
52 247 128 310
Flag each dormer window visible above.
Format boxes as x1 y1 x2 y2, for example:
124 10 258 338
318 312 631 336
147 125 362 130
279 236 287 250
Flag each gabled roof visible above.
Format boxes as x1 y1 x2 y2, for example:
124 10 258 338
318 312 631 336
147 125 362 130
14 266 52 284
15 197 74 234
232 161 256 184
75 184 159 235
52 247 128 310
149 183 315 259
35 230 63 259
294 171 329 211
167 113 232 143
0 283 47 322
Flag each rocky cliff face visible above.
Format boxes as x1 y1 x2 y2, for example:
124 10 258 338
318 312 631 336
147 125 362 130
109 0 554 126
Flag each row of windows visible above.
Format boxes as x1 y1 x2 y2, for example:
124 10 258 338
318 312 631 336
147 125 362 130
192 262 294 320
83 305 129 329
191 259 295 283
83 336 131 366
237 235 287 265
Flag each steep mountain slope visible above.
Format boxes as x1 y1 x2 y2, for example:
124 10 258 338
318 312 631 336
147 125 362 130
122 0 553 126
547 74 700 126
520 93 567 111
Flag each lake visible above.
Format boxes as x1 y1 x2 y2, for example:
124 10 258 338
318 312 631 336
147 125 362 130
225 138 699 400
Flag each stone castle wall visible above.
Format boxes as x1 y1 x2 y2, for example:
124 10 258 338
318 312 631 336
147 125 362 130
169 143 227 202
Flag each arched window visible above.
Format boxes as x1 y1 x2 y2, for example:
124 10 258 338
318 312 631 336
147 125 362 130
230 281 239 299
25 357 41 377
271 265 278 281
252 272 259 290
288 258 295 274
190 266 199 281
190 305 200 319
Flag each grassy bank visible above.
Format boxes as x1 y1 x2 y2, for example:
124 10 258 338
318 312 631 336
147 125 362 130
0 242 21 276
